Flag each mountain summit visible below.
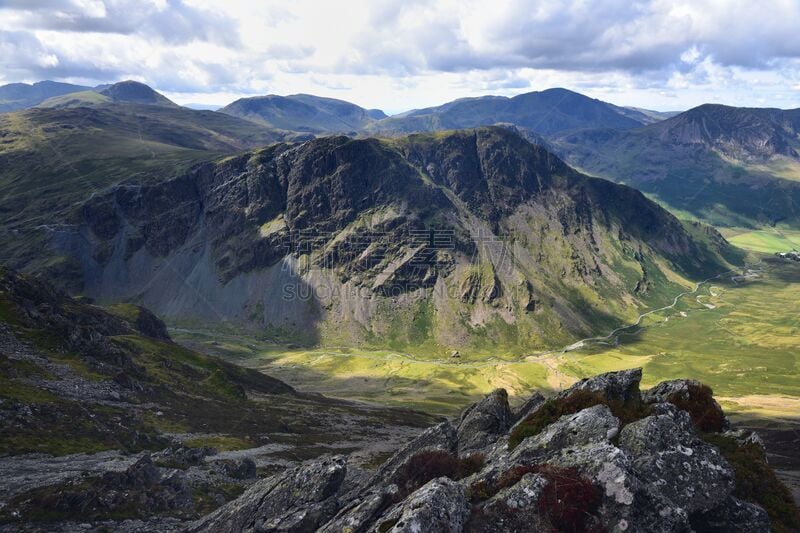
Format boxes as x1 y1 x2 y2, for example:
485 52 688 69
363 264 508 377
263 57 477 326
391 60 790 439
220 93 386 132
366 88 649 136
97 80 177 107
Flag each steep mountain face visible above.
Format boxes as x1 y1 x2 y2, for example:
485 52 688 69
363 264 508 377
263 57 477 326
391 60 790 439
220 93 386 133
646 104 800 160
366 88 648 136
0 80 90 112
553 104 800 227
21 127 739 353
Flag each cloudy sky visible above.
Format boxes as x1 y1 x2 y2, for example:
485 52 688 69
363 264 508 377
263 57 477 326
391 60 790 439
2 0 800 113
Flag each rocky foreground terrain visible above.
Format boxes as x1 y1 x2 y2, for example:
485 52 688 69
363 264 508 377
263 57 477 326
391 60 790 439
186 368 800 533
1 270 798 531
0 267 435 530
4 363 797 531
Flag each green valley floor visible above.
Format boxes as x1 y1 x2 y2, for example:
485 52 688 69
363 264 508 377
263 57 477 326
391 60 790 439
174 257 799 418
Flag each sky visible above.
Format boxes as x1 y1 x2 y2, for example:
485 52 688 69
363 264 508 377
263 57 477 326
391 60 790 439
2 0 800 114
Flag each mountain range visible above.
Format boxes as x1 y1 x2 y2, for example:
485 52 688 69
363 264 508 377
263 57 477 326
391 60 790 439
4 78 798 352
554 104 800 227
2 78 799 531
7 79 795 230
1 111 740 352
0 80 92 112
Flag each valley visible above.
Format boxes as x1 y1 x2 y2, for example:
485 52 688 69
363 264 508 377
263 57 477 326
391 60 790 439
175 258 800 420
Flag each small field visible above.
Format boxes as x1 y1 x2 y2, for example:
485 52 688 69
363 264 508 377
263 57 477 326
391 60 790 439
719 227 800 254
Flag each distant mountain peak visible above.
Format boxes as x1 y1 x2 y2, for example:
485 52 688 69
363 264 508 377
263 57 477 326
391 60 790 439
99 80 177 107
650 103 800 160
0 80 90 112
220 93 384 133
365 87 647 136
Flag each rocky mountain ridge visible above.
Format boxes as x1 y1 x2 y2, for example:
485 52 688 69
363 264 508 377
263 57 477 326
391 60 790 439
40 126 740 352
188 368 800 532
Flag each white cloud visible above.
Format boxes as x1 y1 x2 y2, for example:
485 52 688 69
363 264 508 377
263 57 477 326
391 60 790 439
1 0 800 112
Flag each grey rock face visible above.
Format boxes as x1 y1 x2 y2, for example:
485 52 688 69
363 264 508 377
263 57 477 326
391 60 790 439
318 485 399 533
510 391 545 426
456 388 512 455
370 477 469 533
511 404 619 462
560 367 643 403
369 421 457 487
187 455 347 533
179 370 781 533
471 473 550 532
619 406 735 515
690 496 771 532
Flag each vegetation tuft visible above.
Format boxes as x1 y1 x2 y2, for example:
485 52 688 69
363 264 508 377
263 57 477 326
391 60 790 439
467 464 602 533
700 433 800 533
391 450 485 498
508 389 652 450
666 383 726 433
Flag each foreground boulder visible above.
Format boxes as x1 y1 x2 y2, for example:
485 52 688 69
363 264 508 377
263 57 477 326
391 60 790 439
187 456 347 532
456 388 511 455
185 369 799 532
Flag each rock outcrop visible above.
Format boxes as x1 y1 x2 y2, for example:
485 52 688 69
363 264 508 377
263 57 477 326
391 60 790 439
187 456 348 533
187 369 797 532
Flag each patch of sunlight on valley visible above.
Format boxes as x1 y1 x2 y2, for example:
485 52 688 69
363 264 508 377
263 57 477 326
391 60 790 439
172 259 800 418
719 227 800 254
558 258 800 419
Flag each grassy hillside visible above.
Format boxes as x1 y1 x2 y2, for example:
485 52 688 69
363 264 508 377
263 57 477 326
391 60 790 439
0 266 433 458
553 106 800 230
366 88 646 136
220 93 384 133
0 103 304 282
177 258 799 420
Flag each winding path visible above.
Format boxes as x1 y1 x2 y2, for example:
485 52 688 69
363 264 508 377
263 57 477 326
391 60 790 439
183 265 760 377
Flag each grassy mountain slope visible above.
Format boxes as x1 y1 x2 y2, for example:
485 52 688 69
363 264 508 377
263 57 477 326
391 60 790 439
0 102 301 227
0 81 90 112
37 80 179 109
553 104 800 229
366 88 647 136
220 93 386 133
0 265 433 458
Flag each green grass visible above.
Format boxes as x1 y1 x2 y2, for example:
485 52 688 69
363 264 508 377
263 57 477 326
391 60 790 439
720 227 800 253
174 259 800 420
557 259 800 416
